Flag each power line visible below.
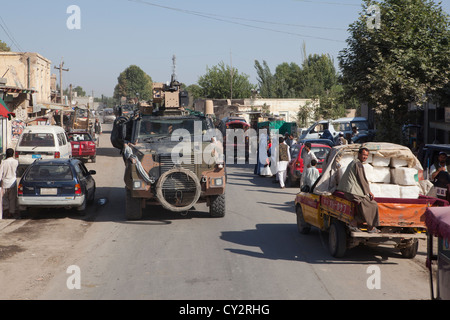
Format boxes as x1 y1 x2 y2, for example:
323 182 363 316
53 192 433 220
128 0 346 42
293 0 361 7
0 15 23 52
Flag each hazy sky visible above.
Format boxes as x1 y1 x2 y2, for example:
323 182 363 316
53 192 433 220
1 0 449 98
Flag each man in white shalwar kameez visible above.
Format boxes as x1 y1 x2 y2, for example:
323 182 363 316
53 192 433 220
258 133 272 176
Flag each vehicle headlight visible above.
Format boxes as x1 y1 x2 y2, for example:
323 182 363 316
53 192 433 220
210 177 223 187
133 180 142 190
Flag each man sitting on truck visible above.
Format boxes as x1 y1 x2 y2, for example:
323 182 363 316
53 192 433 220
337 147 380 233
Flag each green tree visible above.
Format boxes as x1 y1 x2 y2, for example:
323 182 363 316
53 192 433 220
73 86 86 97
254 60 302 98
65 85 86 97
299 54 338 98
316 85 347 120
185 84 204 102
254 60 276 98
0 40 10 52
198 62 255 99
339 0 450 143
113 65 153 101
274 62 302 98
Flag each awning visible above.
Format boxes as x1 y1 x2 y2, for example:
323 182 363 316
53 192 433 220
38 103 65 110
0 85 37 94
0 96 12 118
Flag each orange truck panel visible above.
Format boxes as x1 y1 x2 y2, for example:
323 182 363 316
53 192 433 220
377 202 426 228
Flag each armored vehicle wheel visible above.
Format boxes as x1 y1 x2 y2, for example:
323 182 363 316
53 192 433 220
329 220 347 258
209 194 225 218
296 205 311 234
125 187 142 220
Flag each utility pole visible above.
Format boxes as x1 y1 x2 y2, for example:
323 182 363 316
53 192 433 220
230 49 233 102
54 59 69 105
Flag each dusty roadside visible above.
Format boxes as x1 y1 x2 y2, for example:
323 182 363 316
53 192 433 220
0 216 93 299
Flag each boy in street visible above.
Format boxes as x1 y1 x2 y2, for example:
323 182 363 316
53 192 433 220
301 159 319 192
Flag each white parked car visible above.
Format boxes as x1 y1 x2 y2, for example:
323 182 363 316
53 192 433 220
299 117 372 141
102 108 116 123
15 125 72 175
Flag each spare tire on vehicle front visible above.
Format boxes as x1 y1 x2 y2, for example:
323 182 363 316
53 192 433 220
155 167 201 212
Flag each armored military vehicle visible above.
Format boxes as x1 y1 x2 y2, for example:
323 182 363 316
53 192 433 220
111 72 226 220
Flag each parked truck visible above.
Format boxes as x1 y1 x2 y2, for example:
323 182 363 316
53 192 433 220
295 142 449 258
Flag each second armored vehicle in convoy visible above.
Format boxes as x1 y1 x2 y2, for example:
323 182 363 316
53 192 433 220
111 72 226 220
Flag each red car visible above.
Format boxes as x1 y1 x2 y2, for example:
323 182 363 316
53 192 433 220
67 131 97 163
286 143 331 187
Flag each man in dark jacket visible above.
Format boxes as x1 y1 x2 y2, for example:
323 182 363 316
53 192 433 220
277 137 291 188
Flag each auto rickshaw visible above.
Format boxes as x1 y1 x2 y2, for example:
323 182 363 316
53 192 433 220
425 206 450 300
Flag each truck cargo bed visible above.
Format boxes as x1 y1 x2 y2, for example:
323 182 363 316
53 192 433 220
330 191 449 228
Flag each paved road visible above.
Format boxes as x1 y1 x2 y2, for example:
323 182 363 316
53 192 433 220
0 125 432 300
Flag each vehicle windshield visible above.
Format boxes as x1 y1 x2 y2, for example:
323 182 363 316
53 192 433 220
138 116 211 139
68 133 93 141
18 133 55 147
24 165 73 181
300 146 330 160
351 121 369 131
226 122 249 130
333 120 369 132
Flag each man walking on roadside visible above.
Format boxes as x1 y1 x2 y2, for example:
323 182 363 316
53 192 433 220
1 148 19 219
94 118 102 147
277 136 291 188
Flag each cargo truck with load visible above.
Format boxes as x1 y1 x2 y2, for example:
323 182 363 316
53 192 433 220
295 142 449 258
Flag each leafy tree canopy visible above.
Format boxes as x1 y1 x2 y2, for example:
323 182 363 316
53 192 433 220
339 0 450 110
64 85 86 97
338 0 450 142
0 40 10 52
113 65 153 101
198 62 255 99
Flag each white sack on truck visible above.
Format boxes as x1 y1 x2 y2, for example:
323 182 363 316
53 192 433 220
372 155 390 167
371 166 391 183
399 185 421 199
376 183 400 198
362 163 374 182
314 143 423 196
390 158 408 168
391 167 418 186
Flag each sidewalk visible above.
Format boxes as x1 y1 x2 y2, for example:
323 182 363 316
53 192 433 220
0 217 23 232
